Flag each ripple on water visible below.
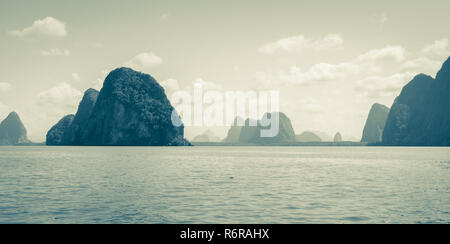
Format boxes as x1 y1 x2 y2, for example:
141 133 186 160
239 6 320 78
0 146 449 223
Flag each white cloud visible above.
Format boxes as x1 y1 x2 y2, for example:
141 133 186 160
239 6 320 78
259 34 343 54
357 45 405 63
255 43 429 109
257 62 359 86
7 17 67 38
160 78 180 94
37 82 82 111
371 13 388 28
40 48 71 56
298 98 322 113
24 82 83 140
401 57 442 75
0 82 11 91
192 78 222 91
311 34 345 50
256 45 411 89
0 102 10 120
123 52 163 70
161 13 171 21
92 70 110 90
71 73 81 82
422 38 449 59
17 83 82 142
355 72 415 99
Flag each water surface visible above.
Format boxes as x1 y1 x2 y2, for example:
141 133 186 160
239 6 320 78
0 146 448 223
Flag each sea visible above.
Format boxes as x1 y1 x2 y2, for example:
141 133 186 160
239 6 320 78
0 146 448 224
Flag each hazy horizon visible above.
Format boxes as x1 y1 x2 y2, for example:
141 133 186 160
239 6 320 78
1 0 450 141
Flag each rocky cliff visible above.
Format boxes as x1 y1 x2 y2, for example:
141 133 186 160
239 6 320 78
46 89 99 146
0 112 30 145
382 57 450 145
46 115 75 146
67 88 99 145
47 68 190 146
222 117 244 143
361 103 390 143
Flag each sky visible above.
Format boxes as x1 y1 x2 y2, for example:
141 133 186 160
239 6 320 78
0 0 449 142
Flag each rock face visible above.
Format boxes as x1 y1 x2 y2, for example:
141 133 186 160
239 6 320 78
238 118 261 143
361 103 390 143
46 89 99 146
224 112 296 145
0 112 30 145
222 117 244 143
295 131 322 142
383 57 450 146
333 132 342 142
254 112 296 144
46 115 75 146
192 130 221 142
47 67 190 146
67 88 99 145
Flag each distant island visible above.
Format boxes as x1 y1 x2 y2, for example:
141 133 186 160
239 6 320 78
296 131 322 142
0 112 34 145
195 57 450 147
191 129 221 143
198 112 364 146
47 68 190 146
1 57 450 147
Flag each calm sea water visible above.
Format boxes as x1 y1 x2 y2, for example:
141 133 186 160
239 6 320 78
0 146 448 224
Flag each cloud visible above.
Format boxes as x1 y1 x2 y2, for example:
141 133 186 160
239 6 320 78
192 78 222 91
160 78 180 94
422 38 449 60
161 13 171 21
371 13 388 28
36 82 82 112
259 34 344 54
298 98 323 114
7 17 67 38
40 48 71 56
71 73 81 82
123 52 163 70
401 57 442 75
0 102 10 119
256 62 359 86
92 70 110 90
356 45 405 63
19 83 82 141
0 82 11 91
255 43 424 102
355 72 415 99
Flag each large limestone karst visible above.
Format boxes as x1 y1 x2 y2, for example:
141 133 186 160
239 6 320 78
382 57 450 146
46 115 75 146
46 88 99 146
46 67 190 146
361 103 390 143
0 112 30 145
66 88 99 145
